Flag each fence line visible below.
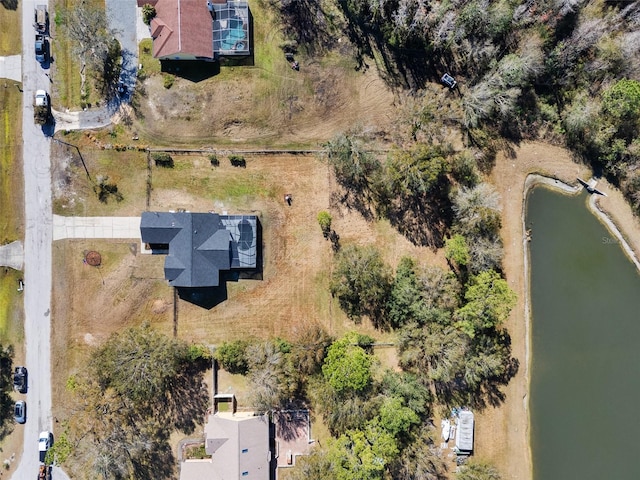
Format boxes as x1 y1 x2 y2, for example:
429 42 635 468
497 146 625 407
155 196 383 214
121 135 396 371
146 148 392 156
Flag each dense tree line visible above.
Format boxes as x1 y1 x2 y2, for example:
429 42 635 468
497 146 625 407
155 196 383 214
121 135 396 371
62 325 211 479
309 1 640 214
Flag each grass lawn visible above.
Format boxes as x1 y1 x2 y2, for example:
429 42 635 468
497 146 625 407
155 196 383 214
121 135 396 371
138 39 160 77
0 84 25 343
51 0 106 108
0 2 21 56
52 135 148 216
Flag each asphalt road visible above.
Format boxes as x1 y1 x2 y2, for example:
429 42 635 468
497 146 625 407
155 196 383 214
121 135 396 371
11 0 69 479
11 2 139 477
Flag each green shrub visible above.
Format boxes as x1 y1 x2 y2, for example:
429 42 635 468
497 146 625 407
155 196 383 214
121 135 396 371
216 340 250 375
187 344 213 363
163 74 175 89
317 211 332 238
229 155 246 167
142 4 156 25
209 154 219 167
152 152 174 168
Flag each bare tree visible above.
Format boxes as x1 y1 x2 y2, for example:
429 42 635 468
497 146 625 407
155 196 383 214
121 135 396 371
468 236 504 274
452 182 501 236
57 3 121 92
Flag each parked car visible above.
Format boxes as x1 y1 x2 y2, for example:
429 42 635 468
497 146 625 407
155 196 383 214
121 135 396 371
13 366 27 393
35 34 49 63
440 73 457 89
38 464 52 480
38 431 53 463
34 90 51 125
14 401 26 424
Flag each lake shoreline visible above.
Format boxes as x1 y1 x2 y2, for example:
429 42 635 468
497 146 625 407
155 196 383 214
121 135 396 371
480 143 640 479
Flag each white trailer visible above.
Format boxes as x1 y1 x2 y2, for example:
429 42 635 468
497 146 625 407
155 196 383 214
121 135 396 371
455 410 474 453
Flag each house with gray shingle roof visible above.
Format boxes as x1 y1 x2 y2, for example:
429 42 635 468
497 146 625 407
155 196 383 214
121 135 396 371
140 211 257 287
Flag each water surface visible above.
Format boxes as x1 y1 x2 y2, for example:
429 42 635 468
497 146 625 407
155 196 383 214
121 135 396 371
528 186 640 480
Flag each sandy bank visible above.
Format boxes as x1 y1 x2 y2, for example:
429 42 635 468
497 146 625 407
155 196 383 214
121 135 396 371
475 142 640 479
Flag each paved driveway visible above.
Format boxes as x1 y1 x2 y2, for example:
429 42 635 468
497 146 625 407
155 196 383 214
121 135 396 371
0 55 22 82
0 241 24 270
53 215 141 240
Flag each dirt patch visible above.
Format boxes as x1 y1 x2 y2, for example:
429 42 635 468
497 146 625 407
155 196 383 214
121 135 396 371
134 62 396 147
51 154 446 423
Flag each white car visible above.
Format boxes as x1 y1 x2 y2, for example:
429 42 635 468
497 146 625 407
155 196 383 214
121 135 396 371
35 90 48 107
38 431 53 463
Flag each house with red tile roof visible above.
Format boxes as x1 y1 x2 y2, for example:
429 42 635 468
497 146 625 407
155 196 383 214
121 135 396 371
140 0 250 60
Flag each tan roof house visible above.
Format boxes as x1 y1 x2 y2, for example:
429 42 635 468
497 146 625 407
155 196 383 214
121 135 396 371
180 411 271 480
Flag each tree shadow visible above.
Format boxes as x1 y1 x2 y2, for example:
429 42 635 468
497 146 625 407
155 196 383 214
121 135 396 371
278 0 335 56
0 0 17 10
0 346 15 441
130 438 177 480
273 410 309 443
384 189 453 249
154 364 210 435
330 190 375 222
333 0 435 89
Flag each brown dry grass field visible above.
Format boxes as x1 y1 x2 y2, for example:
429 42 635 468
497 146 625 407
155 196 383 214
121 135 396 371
37 2 640 477
50 150 447 451
0 2 21 56
47 96 640 480
50 142 640 479
48 45 640 480
51 151 446 350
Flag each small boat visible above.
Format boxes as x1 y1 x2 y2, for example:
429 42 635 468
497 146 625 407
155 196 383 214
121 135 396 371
441 419 451 441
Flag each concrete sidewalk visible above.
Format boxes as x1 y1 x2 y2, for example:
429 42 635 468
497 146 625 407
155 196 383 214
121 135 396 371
0 241 24 270
0 55 22 82
53 215 141 240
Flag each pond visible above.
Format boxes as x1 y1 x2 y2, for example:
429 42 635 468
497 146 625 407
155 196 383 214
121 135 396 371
528 186 640 479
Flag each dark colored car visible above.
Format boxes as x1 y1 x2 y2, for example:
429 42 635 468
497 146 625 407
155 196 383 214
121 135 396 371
14 401 26 424
38 463 52 479
117 82 127 96
13 366 27 393
35 36 49 63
